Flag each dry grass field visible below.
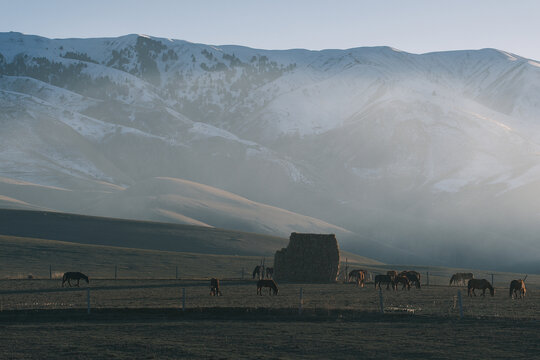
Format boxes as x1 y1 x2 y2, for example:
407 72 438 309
1 279 540 359
1 279 540 318
2 217 540 359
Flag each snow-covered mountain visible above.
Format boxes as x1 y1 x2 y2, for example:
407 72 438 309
1 32 540 271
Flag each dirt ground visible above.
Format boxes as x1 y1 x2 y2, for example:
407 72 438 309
1 279 540 359
1 311 539 359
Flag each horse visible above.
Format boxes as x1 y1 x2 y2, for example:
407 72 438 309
265 267 274 279
449 273 474 286
252 265 262 279
509 279 526 299
467 278 494 297
62 272 89 287
210 278 222 296
257 279 278 295
399 270 421 289
348 269 366 287
386 270 398 280
374 274 396 290
394 274 411 290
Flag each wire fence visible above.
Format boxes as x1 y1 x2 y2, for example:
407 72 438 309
1 276 539 320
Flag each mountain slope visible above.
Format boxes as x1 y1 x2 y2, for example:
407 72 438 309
1 32 540 269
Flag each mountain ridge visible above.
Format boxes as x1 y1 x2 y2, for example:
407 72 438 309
1 32 540 270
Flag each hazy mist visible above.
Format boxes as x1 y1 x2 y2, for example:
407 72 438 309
1 33 540 272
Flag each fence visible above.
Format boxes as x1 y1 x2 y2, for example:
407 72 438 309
0 277 537 320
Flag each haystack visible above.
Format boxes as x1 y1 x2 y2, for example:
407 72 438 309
274 232 340 283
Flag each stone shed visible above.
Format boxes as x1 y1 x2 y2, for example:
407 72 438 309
273 232 340 283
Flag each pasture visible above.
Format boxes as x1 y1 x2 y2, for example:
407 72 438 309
2 278 540 318
1 280 540 359
2 230 540 358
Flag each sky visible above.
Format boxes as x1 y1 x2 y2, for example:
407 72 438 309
1 0 539 60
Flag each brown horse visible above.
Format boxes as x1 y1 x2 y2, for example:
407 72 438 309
374 274 396 290
210 278 222 296
509 279 526 299
449 273 473 286
387 270 398 279
348 269 366 287
394 274 411 290
62 272 89 287
257 279 278 295
399 270 421 289
468 279 494 297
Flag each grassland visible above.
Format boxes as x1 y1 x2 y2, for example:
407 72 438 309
2 209 539 359
1 279 540 359
0 234 379 280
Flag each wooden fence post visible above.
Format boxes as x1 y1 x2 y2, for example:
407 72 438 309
87 288 91 314
299 288 303 315
379 287 384 314
49 265 52 280
114 265 117 280
241 267 244 280
426 271 430 286
182 288 186 312
457 290 464 319
175 266 178 280
347 258 350 282
491 273 494 286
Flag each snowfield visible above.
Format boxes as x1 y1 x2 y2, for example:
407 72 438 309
1 32 540 269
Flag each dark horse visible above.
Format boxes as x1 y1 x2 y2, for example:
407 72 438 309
62 272 89 287
468 279 494 297
394 274 411 290
210 278 222 296
257 279 278 295
374 274 395 290
399 270 421 289
265 267 274 279
252 265 262 279
509 279 526 299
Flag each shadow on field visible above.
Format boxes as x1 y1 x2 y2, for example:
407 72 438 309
2 307 540 326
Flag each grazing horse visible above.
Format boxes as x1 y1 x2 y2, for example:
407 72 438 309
257 279 278 295
252 265 262 279
62 272 89 287
386 270 398 280
265 267 274 279
348 269 366 287
468 279 494 297
394 274 411 290
449 273 474 286
399 270 421 289
509 279 526 299
210 278 222 296
374 274 396 290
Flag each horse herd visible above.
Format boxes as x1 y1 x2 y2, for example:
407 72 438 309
348 269 527 299
58 268 528 300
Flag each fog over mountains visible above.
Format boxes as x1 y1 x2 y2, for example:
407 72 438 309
1 32 540 271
